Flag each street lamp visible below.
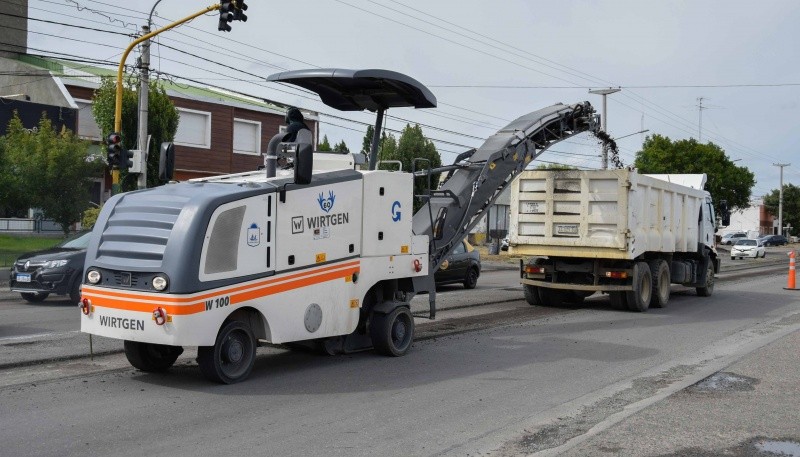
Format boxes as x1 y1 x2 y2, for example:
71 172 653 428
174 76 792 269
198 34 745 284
589 88 621 169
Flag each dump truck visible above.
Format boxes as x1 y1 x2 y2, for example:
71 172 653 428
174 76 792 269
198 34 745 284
509 169 730 312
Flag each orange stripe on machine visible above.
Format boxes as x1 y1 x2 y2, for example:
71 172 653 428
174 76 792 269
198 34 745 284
82 262 360 316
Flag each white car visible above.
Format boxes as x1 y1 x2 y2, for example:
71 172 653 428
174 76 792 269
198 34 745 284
730 239 765 260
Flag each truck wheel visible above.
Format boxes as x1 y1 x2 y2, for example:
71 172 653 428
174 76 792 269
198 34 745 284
696 263 715 297
370 306 414 357
538 288 565 307
609 292 628 310
648 259 670 308
626 262 652 312
21 292 49 302
124 341 183 373
197 320 257 384
523 285 542 306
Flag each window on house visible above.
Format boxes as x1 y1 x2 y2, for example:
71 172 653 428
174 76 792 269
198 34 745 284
233 118 261 155
175 108 211 148
75 100 101 140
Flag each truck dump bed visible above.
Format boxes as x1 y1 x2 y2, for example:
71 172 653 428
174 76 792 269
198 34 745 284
508 169 708 260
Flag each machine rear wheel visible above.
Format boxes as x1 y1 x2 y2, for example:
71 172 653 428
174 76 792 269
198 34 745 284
370 307 414 357
124 341 183 372
198 320 257 384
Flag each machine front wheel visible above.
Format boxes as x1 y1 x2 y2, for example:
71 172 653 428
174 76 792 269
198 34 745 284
198 320 257 384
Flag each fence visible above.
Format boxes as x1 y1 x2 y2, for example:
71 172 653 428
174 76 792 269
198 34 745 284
0 218 65 233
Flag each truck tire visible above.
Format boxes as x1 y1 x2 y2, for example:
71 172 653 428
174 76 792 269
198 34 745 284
124 341 183 373
523 285 542 306
197 320 257 384
648 259 670 308
696 263 715 297
626 262 652 312
609 292 628 310
538 288 565 307
370 306 414 357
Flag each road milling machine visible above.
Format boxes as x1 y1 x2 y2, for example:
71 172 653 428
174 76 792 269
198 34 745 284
80 68 599 383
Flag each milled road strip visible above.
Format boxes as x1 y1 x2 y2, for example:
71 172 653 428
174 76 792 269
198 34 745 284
487 311 800 457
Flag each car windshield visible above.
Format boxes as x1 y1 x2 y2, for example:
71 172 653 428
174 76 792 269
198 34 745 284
58 231 93 249
735 239 756 246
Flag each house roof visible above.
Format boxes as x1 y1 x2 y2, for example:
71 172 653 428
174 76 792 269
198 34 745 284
15 54 319 120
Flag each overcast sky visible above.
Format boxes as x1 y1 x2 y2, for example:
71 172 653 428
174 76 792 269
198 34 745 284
18 0 800 195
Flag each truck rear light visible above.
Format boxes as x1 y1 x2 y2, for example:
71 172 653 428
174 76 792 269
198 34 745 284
525 265 545 274
605 271 628 279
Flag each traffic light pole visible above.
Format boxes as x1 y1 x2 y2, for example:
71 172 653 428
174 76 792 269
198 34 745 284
112 3 221 194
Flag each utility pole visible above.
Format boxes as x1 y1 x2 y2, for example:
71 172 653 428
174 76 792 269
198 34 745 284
773 163 790 236
589 88 621 169
699 98 705 141
136 23 151 190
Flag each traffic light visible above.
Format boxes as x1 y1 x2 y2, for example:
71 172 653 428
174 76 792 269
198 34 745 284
106 132 122 168
218 1 234 32
118 147 133 171
234 0 248 22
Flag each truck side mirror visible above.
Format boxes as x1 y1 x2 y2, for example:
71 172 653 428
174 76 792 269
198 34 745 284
158 142 175 182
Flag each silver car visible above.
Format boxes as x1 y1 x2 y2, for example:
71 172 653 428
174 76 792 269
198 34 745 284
730 238 765 260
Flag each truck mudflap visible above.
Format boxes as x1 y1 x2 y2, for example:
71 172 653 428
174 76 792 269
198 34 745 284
520 278 633 292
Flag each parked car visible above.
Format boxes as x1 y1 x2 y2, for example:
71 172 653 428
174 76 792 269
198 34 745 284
720 232 747 245
9 231 91 303
435 239 481 289
730 238 765 260
758 234 789 247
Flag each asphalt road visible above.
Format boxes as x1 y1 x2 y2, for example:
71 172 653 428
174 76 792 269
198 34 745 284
0 262 797 456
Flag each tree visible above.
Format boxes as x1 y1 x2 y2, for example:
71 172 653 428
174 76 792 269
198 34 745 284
92 77 179 190
1 114 102 234
333 140 350 154
763 184 800 235
318 135 332 151
634 134 755 212
396 124 442 211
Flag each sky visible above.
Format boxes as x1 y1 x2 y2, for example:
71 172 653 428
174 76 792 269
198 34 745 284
15 0 800 196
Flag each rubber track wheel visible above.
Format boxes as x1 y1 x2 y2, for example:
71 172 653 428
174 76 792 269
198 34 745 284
648 259 670 308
